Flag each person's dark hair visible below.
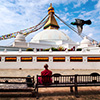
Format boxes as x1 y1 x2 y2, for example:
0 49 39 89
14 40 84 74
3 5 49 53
44 64 48 69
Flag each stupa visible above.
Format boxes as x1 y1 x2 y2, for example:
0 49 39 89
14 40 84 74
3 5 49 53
28 3 77 49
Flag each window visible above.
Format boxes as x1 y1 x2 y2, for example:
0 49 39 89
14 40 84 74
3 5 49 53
5 57 17 62
87 57 100 62
53 57 65 62
70 57 83 62
37 57 49 62
21 57 32 62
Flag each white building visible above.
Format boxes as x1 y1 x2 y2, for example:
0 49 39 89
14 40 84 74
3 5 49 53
12 4 78 50
0 4 100 70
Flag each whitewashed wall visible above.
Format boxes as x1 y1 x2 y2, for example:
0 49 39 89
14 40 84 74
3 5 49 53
0 51 100 69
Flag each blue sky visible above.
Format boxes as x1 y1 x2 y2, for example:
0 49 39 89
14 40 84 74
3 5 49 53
0 0 100 46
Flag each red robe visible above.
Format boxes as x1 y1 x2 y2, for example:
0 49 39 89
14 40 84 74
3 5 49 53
41 69 52 84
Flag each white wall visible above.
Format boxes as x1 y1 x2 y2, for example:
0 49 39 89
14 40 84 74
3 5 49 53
0 52 100 69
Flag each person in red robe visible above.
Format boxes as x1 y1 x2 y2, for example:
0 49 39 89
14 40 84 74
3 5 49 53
38 64 52 84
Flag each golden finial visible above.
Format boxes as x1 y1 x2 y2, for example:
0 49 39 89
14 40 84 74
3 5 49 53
50 3 52 7
48 3 54 14
44 3 59 29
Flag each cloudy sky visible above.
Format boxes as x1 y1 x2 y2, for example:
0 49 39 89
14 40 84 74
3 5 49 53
0 0 100 46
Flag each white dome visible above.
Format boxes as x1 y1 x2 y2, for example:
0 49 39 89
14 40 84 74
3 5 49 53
81 36 91 45
15 33 26 42
30 29 72 42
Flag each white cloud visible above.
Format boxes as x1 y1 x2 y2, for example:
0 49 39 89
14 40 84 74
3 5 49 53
73 0 88 8
83 26 95 35
64 8 68 11
60 29 70 35
95 0 100 8
82 25 99 42
88 33 93 37
0 0 99 45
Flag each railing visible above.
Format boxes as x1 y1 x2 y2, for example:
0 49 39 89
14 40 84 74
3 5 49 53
52 75 75 84
77 75 100 83
37 74 100 85
36 73 100 98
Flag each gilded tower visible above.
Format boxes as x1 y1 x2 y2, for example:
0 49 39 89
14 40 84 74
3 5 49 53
44 3 60 29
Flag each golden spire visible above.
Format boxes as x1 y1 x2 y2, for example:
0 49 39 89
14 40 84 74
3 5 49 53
48 3 54 14
44 3 60 30
50 3 52 7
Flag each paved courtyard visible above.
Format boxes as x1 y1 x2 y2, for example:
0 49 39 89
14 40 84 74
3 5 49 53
0 69 100 77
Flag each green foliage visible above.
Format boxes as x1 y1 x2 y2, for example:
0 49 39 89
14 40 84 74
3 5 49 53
26 48 33 51
42 46 66 51
76 48 82 51
57 46 65 51
51 47 58 51
43 48 50 51
43 47 65 51
68 49 71 51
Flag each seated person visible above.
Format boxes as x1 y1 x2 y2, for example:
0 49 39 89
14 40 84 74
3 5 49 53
38 64 52 84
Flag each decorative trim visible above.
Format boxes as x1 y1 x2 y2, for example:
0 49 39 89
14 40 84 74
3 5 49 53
5 57 17 62
53 57 65 62
48 9 54 14
87 57 100 62
48 9 54 11
21 57 32 62
44 24 59 29
37 57 49 62
70 57 83 62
